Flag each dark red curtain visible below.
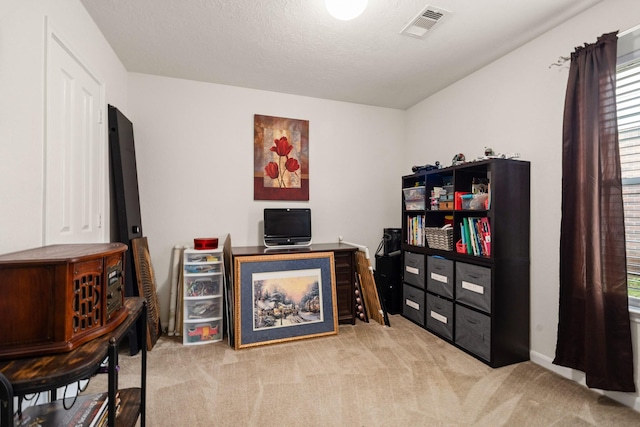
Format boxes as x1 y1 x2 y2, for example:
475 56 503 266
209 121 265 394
554 32 635 392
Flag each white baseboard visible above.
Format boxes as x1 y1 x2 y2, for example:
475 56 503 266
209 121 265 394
530 350 640 412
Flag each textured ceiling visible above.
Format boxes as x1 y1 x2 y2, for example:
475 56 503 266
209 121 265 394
80 0 601 110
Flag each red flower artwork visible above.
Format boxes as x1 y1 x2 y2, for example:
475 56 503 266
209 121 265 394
265 162 279 179
254 114 309 201
270 136 293 157
285 157 300 173
266 136 299 188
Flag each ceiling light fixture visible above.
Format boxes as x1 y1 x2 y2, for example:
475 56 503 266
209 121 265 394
325 0 368 21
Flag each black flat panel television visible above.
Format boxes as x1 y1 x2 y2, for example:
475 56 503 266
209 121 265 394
263 208 312 247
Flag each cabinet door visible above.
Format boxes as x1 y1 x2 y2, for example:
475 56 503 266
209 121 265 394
334 251 355 324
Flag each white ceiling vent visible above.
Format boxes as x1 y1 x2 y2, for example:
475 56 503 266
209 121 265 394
401 5 451 38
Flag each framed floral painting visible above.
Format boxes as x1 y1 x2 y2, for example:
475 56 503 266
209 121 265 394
254 114 309 200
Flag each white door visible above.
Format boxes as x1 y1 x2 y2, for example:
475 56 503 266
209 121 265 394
44 26 105 244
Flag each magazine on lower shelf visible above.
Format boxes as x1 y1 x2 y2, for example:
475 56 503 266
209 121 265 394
14 392 109 427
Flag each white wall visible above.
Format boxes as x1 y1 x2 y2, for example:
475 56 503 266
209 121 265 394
4 0 640 411
126 73 405 327
0 0 128 254
405 0 640 410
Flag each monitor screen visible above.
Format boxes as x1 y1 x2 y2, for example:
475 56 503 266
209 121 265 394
263 208 312 246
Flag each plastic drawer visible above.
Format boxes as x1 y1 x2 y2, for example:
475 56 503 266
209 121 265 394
185 297 222 320
426 256 454 298
426 293 453 340
185 275 223 297
404 252 425 289
455 305 491 361
402 284 425 326
184 262 222 274
184 251 222 263
185 321 222 343
455 262 491 313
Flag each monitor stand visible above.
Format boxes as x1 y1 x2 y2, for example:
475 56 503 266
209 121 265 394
263 240 312 250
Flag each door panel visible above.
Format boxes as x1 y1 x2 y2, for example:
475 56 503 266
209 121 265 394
45 29 104 244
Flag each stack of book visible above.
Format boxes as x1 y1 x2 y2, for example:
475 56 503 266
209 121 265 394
406 215 425 246
459 217 491 256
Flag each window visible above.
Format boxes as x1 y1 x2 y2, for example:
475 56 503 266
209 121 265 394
617 28 640 308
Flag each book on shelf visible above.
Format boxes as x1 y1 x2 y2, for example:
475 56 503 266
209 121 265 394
460 217 492 257
480 217 491 256
14 392 109 427
407 215 425 247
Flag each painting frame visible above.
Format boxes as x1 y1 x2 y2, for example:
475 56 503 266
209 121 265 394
254 114 309 201
234 252 337 349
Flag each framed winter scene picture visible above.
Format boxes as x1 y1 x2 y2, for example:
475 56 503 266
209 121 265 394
233 252 337 349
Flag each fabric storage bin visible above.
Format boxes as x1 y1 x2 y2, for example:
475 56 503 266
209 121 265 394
455 262 491 313
426 256 454 298
455 305 491 361
404 251 425 289
402 284 425 326
426 293 453 340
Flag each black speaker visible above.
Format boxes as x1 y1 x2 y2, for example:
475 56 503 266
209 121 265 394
383 228 402 255
375 252 402 315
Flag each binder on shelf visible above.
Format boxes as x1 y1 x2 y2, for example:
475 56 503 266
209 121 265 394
480 217 491 256
468 218 477 255
462 217 472 254
470 218 480 256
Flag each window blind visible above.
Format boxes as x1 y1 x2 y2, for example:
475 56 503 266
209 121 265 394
617 59 640 294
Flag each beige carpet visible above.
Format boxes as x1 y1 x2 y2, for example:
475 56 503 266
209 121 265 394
88 314 640 426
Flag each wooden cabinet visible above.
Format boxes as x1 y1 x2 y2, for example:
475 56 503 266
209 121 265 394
401 159 530 368
332 249 356 325
231 243 357 325
0 297 147 427
183 248 225 345
0 243 128 359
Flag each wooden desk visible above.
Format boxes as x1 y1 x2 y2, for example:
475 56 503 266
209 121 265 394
232 243 358 325
0 298 147 427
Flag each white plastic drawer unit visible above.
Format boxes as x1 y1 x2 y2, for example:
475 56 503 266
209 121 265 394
426 256 454 298
403 283 425 326
455 262 492 313
182 247 225 345
426 293 453 340
404 251 425 288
